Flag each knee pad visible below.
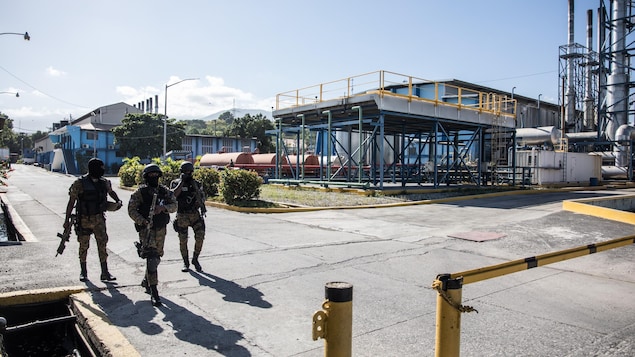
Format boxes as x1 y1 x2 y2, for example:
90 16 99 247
174 219 189 234
193 218 205 232
147 256 161 273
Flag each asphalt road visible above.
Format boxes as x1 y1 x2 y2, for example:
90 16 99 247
1 164 634 356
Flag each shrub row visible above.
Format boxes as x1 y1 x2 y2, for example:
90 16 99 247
118 157 263 204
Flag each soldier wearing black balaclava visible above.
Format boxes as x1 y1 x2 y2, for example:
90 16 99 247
63 158 123 282
170 161 207 272
128 164 177 307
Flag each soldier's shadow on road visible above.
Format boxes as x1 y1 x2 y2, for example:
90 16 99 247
190 271 273 308
159 297 250 356
83 281 163 336
84 282 250 356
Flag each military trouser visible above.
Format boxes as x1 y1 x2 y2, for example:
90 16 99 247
76 214 109 263
173 211 205 260
138 226 166 286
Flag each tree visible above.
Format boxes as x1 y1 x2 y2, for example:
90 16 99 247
0 114 19 151
227 114 275 153
112 113 186 159
218 111 235 124
185 119 207 135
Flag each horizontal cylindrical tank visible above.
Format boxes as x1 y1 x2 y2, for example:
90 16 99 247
602 166 628 179
318 155 344 166
287 154 319 166
516 126 561 145
565 131 598 142
199 152 254 167
252 153 289 165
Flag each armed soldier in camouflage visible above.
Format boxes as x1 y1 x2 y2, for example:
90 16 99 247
63 158 123 282
128 164 177 306
170 161 207 272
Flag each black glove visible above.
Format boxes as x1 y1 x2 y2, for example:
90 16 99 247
134 241 146 258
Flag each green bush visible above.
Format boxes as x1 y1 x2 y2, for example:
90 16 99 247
120 159 221 207
159 158 180 186
194 166 221 197
220 169 263 204
118 157 144 187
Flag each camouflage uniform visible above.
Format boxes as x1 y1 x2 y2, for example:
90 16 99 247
170 176 206 271
68 177 114 264
128 184 177 286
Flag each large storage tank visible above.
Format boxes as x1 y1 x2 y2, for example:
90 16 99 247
199 152 253 167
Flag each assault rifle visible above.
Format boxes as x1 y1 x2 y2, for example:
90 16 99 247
56 214 76 257
191 180 207 217
135 190 157 258
146 190 158 233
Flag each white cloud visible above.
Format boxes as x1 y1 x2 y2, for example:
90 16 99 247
116 75 274 120
46 66 67 77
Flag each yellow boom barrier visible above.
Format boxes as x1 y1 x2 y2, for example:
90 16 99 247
432 234 635 357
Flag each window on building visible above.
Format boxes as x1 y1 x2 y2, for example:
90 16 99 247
222 139 233 152
86 131 97 140
202 137 213 153
182 137 192 152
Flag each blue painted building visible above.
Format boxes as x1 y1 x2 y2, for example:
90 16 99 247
34 102 258 175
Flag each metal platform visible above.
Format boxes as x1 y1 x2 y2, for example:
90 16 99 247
271 70 517 189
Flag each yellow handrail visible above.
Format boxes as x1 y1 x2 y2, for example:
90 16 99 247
275 70 516 118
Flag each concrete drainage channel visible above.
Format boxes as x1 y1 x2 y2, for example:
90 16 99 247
0 297 95 356
0 194 139 357
0 288 140 357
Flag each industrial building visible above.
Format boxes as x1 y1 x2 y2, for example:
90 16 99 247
270 0 635 189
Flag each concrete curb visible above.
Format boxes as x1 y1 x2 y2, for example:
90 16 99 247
71 292 141 357
0 193 37 242
0 286 85 306
563 196 635 226
207 185 619 214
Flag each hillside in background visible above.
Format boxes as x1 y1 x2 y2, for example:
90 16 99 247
196 108 272 121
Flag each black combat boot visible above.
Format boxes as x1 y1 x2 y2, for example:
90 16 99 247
150 285 161 307
141 278 150 294
192 252 202 272
181 255 190 272
79 262 88 282
100 262 116 281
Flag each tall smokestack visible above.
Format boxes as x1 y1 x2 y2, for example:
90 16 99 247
606 0 628 141
606 0 630 166
155 95 159 114
584 9 596 130
565 0 576 131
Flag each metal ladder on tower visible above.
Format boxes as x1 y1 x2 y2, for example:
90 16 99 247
489 94 507 185
557 137 568 182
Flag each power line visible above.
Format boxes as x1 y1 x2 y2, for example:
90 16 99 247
0 64 89 108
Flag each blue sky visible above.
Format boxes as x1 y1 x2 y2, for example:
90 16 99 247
1 0 598 133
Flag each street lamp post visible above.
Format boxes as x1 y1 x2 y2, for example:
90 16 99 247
0 32 30 41
0 92 19 130
163 78 198 159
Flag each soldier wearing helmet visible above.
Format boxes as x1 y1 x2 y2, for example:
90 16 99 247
128 163 177 307
170 161 207 272
63 158 123 282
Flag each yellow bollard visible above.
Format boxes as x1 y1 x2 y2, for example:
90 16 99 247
433 274 463 357
312 282 353 357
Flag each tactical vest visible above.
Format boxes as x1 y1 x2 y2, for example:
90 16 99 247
176 180 200 213
78 176 107 216
137 186 171 228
